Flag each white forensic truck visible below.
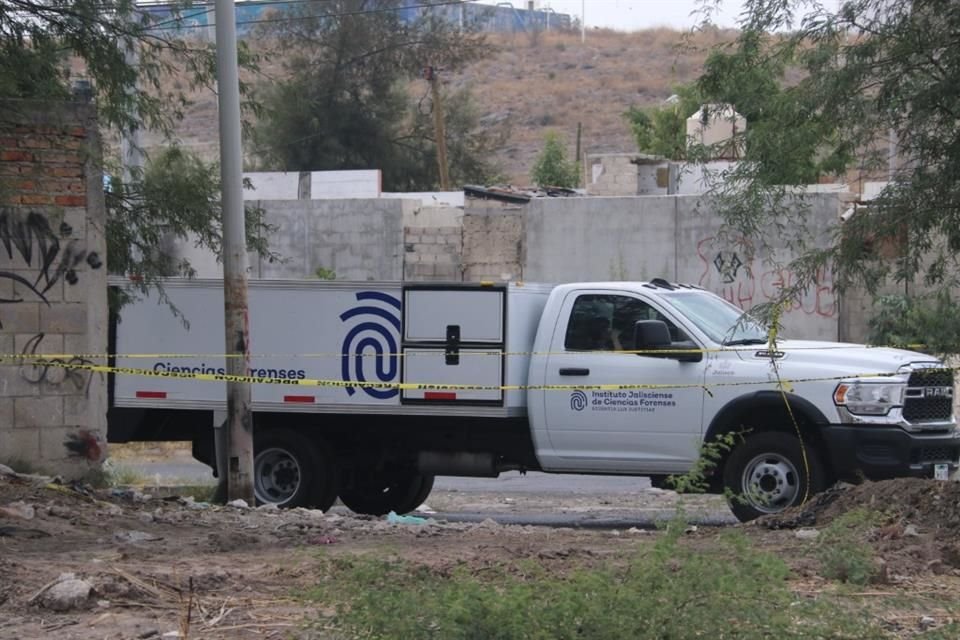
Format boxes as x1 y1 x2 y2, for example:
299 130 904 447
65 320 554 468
107 278 960 521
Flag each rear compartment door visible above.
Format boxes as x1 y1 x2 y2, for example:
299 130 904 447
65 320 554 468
401 285 505 404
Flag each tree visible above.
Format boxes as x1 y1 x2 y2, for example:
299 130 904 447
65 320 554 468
626 43 841 185
625 85 703 160
407 85 506 188
250 0 500 191
106 146 275 310
531 131 579 189
0 0 267 305
692 0 960 338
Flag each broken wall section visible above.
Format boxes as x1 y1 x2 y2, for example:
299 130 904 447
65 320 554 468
0 100 107 476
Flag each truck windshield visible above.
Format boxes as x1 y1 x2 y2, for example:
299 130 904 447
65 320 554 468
661 291 769 345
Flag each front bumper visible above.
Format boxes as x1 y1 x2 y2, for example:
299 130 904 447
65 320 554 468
821 424 960 481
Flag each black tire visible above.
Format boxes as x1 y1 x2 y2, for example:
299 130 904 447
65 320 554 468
723 432 825 523
394 474 435 515
253 429 337 510
309 438 339 513
339 469 433 516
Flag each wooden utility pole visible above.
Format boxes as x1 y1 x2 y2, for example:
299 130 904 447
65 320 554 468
575 121 583 186
426 66 451 191
214 0 254 504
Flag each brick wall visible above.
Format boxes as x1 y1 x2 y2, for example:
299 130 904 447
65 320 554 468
461 199 524 282
0 101 107 476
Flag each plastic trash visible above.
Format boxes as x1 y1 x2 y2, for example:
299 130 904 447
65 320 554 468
386 511 430 525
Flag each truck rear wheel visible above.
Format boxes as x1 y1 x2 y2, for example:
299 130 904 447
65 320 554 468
254 429 337 510
723 432 825 523
339 470 434 516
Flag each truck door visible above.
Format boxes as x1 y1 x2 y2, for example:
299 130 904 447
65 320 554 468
542 291 706 473
400 285 506 404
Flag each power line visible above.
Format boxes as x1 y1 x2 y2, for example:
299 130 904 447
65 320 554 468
146 0 476 32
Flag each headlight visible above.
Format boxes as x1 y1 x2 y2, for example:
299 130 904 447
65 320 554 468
834 381 905 416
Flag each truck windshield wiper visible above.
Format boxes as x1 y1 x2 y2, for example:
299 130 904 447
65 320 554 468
722 338 768 346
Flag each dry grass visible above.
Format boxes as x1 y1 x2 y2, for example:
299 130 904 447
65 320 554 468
138 26 738 184
109 441 193 461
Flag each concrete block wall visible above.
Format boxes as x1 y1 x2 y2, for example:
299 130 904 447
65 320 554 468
586 154 640 196
255 198 406 280
403 226 463 281
403 205 463 281
0 100 107 476
461 199 524 282
525 193 843 341
524 196 677 283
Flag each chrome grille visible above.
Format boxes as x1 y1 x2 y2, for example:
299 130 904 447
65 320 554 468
903 368 954 423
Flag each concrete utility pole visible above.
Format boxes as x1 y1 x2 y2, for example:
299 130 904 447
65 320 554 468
426 66 451 191
581 0 585 43
214 0 254 504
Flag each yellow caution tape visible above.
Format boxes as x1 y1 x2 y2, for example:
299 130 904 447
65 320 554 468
19 357 924 393
0 343 937 361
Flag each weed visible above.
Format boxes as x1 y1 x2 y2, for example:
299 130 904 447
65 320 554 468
81 466 113 489
178 484 217 503
302 517 881 639
665 431 737 494
314 266 336 280
101 458 148 486
815 508 881 585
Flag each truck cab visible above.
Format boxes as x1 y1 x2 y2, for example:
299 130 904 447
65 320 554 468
527 280 959 520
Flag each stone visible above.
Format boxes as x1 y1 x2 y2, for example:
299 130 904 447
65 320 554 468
227 499 250 509
47 505 73 519
0 501 35 519
39 576 94 611
794 528 820 540
114 530 163 543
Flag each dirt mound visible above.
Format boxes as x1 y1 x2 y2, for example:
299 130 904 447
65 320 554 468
762 479 960 536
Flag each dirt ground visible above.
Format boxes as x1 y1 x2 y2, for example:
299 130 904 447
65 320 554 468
2 469 960 639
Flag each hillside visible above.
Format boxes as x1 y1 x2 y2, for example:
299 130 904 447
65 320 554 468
145 27 736 186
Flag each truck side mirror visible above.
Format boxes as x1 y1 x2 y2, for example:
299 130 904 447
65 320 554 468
633 320 702 363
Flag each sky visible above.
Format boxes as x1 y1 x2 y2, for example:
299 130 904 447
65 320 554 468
475 0 748 31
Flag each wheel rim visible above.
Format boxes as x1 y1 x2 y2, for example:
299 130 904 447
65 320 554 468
254 447 301 506
740 452 800 514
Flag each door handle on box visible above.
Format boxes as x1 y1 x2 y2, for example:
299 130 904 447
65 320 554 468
559 368 590 376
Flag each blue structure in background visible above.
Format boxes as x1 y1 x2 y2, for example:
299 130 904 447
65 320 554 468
140 1 572 38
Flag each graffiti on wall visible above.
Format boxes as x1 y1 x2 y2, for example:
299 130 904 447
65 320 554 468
63 430 103 462
696 236 837 319
18 332 98 396
0 209 102 327
1 207 103 462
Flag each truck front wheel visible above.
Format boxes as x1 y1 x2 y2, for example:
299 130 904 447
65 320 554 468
339 470 434 516
254 429 337 510
723 432 825 523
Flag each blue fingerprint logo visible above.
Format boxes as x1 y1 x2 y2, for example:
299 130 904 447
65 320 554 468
570 390 588 411
340 291 402 399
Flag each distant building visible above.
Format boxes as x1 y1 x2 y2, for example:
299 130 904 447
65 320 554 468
686 103 746 161
139 1 572 39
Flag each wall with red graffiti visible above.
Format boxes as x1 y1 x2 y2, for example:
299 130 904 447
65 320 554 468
524 192 843 341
